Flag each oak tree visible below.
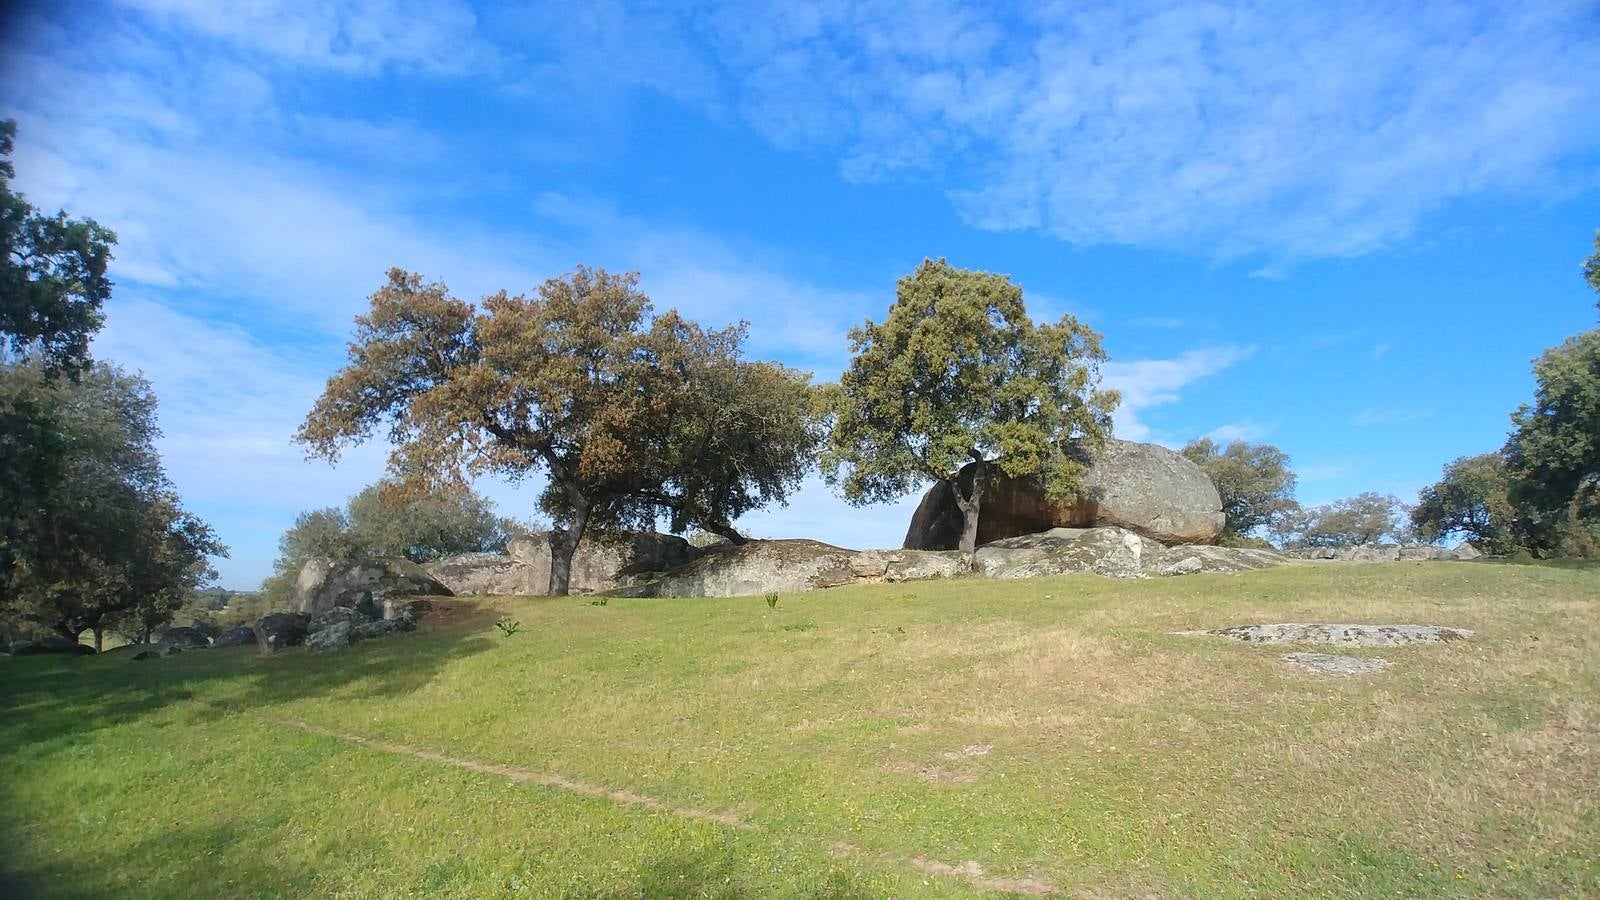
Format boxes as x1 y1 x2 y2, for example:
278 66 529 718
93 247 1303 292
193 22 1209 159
1181 438 1299 543
823 259 1118 553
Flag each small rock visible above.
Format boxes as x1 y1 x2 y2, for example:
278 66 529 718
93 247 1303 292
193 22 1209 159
351 618 415 641
164 645 184 656
1282 652 1389 676
213 625 257 648
254 612 311 651
131 650 159 661
159 626 212 651
309 606 372 634
1160 556 1204 576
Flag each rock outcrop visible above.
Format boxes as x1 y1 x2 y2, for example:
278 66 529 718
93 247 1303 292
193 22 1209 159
293 557 452 617
506 531 695 595
617 539 859 598
1286 543 1474 562
425 552 543 596
974 527 1156 580
213 625 257 648
253 612 311 651
1185 623 1474 646
903 439 1224 550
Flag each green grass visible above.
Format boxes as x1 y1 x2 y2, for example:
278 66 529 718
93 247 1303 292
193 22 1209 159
3 560 1598 897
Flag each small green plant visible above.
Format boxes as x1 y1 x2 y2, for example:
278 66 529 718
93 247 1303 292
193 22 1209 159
764 592 779 610
494 616 522 637
587 597 609 606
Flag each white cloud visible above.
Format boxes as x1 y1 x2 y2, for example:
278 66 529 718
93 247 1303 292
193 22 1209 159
1205 420 1273 443
1101 345 1255 441
698 0 1600 260
1351 407 1435 427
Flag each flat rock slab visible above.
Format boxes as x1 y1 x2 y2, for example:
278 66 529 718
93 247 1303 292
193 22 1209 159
1185 623 1474 646
1282 652 1389 676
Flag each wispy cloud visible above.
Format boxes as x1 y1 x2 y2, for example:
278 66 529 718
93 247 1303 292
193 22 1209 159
1351 407 1435 427
696 1 1600 261
1101 345 1255 442
1205 420 1273 443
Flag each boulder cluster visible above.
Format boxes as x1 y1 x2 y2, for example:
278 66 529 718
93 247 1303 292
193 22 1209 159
1285 542 1481 561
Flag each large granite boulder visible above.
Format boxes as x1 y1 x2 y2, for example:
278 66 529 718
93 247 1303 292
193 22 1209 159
425 552 542 596
849 549 971 582
213 625 257 648
973 527 1158 579
293 557 452 617
618 539 858 598
506 531 695 594
903 439 1224 550
253 612 311 651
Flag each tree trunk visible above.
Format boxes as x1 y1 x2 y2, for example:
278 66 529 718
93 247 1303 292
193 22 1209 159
547 502 592 596
706 520 749 546
954 460 986 555
92 627 103 653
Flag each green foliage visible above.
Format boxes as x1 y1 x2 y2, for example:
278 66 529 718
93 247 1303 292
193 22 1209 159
823 259 1118 552
298 267 820 593
0 120 116 374
1288 492 1411 548
1180 438 1299 541
1504 329 1600 556
1411 452 1520 554
0 360 223 645
494 616 522 637
260 479 517 604
764 591 778 610
1584 229 1600 307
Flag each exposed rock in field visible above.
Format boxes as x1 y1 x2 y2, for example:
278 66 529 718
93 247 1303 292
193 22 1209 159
1282 652 1389 676
1285 543 1470 562
1452 541 1484 560
903 439 1225 550
309 606 372 634
7 637 95 656
1153 544 1287 576
1189 623 1474 646
293 557 452 617
851 549 971 582
159 626 212 651
975 527 1155 579
425 552 542 596
506 530 695 595
351 618 415 641
617 539 859 598
307 620 353 654
213 625 258 648
253 612 310 651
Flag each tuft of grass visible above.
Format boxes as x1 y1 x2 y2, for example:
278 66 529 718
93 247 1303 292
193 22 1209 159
494 616 522 637
1 561 1597 897
765 591 779 610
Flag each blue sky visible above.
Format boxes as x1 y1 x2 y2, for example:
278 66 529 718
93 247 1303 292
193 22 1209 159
3 0 1598 589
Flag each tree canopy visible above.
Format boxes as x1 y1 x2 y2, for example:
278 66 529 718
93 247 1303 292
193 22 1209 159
0 361 224 648
0 120 116 373
299 267 821 594
1504 329 1600 556
1180 438 1298 543
823 258 1118 553
1410 452 1518 554
1289 492 1411 548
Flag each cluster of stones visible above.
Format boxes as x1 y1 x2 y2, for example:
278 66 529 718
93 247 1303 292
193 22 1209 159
1286 542 1482 561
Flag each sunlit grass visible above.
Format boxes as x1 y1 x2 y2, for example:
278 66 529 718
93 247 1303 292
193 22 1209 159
2 560 1597 897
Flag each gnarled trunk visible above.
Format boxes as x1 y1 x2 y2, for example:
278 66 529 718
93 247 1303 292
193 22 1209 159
705 520 749 546
954 460 987 555
546 502 592 596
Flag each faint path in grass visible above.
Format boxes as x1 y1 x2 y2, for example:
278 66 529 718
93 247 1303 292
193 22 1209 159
254 711 1059 896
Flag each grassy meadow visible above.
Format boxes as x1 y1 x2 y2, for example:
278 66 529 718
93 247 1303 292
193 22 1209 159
2 560 1597 898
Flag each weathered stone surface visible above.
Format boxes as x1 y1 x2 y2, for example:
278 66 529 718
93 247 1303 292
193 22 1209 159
385 597 432 623
8 637 94 656
974 527 1156 579
213 625 257 648
1282 652 1390 676
352 617 416 641
506 531 695 594
1153 544 1286 576
253 612 310 651
307 620 353 654
309 606 372 634
424 552 543 596
293 557 452 617
159 626 212 651
619 539 859 598
1286 543 1464 562
1452 541 1484 560
1187 623 1474 646
903 439 1224 550
885 550 969 582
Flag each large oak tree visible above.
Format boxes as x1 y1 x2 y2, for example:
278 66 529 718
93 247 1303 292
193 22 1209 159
823 259 1118 554
299 267 821 594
